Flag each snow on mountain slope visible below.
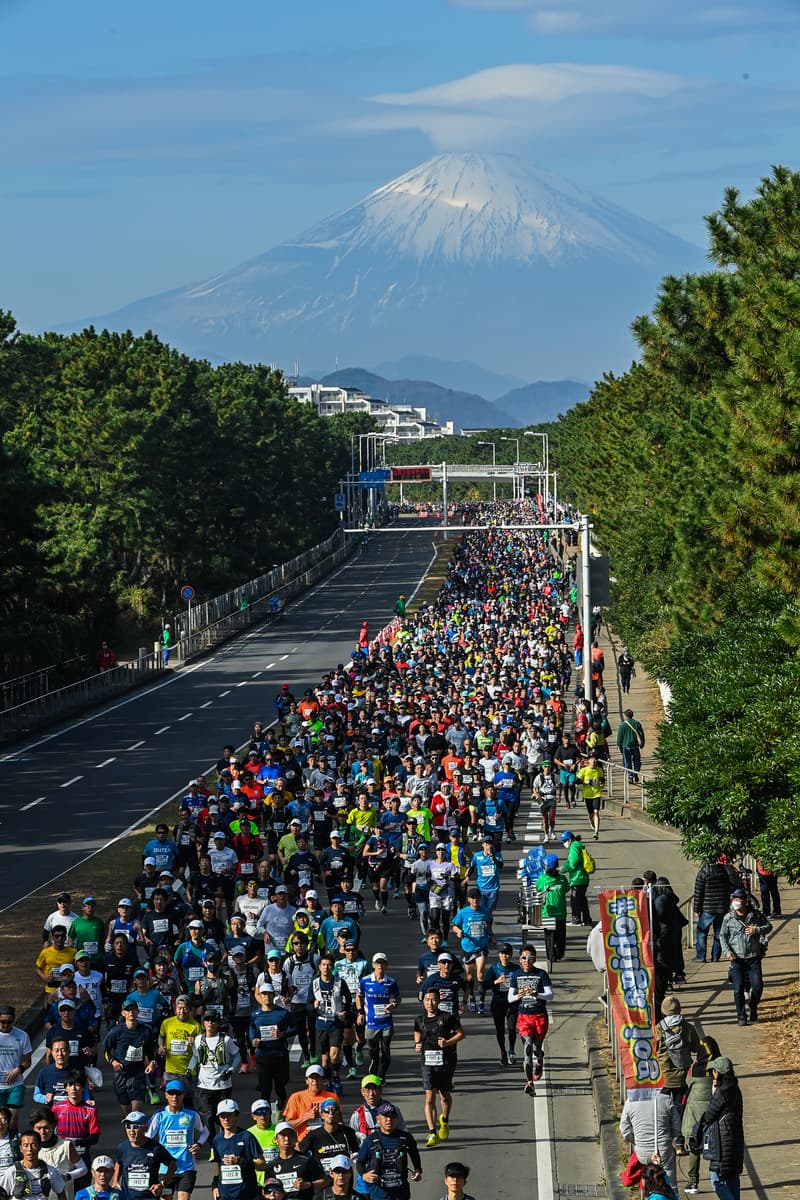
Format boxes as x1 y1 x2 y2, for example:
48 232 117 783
66 153 704 380
285 153 686 268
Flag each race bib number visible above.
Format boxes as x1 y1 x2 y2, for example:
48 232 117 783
372 1003 387 1018
110 979 127 993
277 1174 297 1193
260 1024 280 1039
164 1130 186 1147
479 864 494 878
424 1049 444 1066
137 1008 153 1025
84 940 98 955
125 1044 144 1061
128 1170 150 1190
240 862 254 875
220 1165 243 1185
153 919 169 933
170 1039 188 1055
313 811 325 822
187 966 203 981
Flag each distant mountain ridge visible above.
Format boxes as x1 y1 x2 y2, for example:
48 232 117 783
63 152 703 379
306 367 588 430
373 355 526 402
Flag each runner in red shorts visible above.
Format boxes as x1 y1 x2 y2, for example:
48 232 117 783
507 945 553 1096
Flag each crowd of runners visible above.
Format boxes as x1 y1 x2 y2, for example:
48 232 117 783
0 501 761 1200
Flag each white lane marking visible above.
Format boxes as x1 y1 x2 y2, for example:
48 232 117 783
178 713 193 722
265 662 276 669
20 797 45 811
95 758 116 769
236 681 246 688
533 1074 555 1200
128 740 145 750
60 776 82 789
280 654 289 661
219 690 231 697
154 726 170 736
251 672 262 679
200 701 213 709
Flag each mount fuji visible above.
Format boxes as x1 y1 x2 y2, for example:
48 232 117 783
71 154 704 380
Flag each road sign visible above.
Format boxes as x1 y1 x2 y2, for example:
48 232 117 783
180 584 195 601
359 469 391 485
334 492 346 511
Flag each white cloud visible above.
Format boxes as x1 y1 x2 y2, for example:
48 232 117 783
449 0 799 38
375 63 684 107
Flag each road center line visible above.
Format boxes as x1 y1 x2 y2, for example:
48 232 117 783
178 712 193 721
60 776 83 789
128 740 146 750
200 701 213 708
251 672 262 679
95 758 116 769
20 797 45 811
154 726 170 735
219 690 231 697
236 681 247 687
265 662 275 669
280 654 289 660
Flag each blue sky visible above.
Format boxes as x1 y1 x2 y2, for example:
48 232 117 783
3 0 799 329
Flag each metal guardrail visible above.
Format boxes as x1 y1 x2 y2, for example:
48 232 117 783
603 759 654 810
0 529 355 745
169 533 356 665
167 528 347 636
1 654 89 710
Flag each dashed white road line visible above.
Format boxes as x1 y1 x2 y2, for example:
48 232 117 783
154 727 170 736
128 740 146 750
236 681 247 688
178 712 193 722
200 701 213 709
96 758 116 769
265 663 276 669
279 654 289 661
60 776 82 789
219 690 231 698
20 797 45 811
251 672 262 679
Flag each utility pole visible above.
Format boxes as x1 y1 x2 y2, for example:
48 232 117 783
581 512 592 701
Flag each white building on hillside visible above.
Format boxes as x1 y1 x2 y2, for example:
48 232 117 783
288 384 455 439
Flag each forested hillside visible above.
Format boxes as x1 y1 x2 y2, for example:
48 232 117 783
549 166 800 879
0 316 369 675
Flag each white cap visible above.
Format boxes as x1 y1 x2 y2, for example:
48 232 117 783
144 857 157 866
305 1064 325 1077
217 1099 240 1115
93 1157 115 1170
372 952 388 963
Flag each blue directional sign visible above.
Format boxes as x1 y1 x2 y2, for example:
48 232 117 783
334 492 346 511
358 469 391 488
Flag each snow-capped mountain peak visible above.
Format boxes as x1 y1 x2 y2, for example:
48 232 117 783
287 152 677 268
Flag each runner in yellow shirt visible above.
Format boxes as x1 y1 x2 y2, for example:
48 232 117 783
159 995 200 1085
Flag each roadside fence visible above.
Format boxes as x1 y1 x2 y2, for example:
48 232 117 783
0 528 355 746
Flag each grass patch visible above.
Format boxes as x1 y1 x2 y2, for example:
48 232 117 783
408 535 457 613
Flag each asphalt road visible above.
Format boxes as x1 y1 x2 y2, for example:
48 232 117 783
0 528 438 910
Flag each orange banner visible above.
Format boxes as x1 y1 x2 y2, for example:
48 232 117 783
599 887 664 1093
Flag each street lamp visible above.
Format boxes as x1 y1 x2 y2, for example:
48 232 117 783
477 440 497 502
523 430 549 503
500 437 520 501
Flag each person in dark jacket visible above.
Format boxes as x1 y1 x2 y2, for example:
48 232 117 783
693 861 732 963
692 1055 744 1200
652 879 688 1013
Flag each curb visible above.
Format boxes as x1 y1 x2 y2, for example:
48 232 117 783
604 796 664 830
586 1016 631 1200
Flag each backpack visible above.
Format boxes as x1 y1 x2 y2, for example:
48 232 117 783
581 846 596 875
659 1018 692 1069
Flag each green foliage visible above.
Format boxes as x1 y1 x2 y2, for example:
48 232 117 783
544 166 800 875
0 320 352 675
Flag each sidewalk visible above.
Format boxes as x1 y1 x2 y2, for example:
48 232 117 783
596 620 800 1198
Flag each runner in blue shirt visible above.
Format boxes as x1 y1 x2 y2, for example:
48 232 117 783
146 1080 208 1200
357 954 401 1084
469 838 503 914
141 826 179 874
451 889 494 1015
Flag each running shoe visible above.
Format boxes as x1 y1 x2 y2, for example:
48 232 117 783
347 1066 358 1078
533 1060 543 1081
437 1116 449 1141
500 1054 509 1066
467 997 477 1013
354 1047 364 1066
507 1051 517 1066
477 1003 486 1016
425 1132 439 1148
524 1082 535 1097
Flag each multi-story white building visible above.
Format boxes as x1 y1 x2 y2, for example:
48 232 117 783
288 384 455 439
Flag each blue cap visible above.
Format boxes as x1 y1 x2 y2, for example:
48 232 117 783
545 853 559 869
165 1079 185 1093
560 831 574 842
